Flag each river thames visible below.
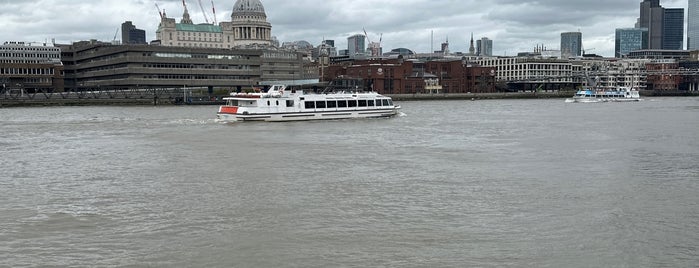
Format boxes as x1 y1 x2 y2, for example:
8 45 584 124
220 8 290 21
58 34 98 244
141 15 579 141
1 98 698 267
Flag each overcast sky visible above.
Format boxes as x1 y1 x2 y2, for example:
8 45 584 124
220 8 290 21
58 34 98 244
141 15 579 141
0 0 689 57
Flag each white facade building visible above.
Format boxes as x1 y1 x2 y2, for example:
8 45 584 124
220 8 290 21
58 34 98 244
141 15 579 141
156 0 272 49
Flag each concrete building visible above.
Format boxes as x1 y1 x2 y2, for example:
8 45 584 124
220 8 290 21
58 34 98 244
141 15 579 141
121 21 146 45
156 0 272 49
662 8 684 50
347 34 366 58
616 28 649 58
476 37 493 56
574 58 649 90
0 41 64 92
689 0 699 50
561 32 582 58
58 41 302 91
475 57 582 91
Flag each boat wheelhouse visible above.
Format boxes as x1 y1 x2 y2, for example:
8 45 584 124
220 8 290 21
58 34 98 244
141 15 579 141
216 84 400 122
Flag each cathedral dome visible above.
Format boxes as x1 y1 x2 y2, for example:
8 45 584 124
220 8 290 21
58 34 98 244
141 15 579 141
232 0 266 17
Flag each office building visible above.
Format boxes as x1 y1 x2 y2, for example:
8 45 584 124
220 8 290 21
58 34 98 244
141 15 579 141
616 28 649 58
561 32 582 58
662 8 684 50
156 0 272 49
0 41 64 92
59 41 302 91
688 0 698 50
476 37 493 56
347 34 366 58
121 21 146 44
637 0 664 49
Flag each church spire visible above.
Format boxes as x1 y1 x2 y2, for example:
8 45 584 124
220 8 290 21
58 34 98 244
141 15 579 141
181 0 193 24
468 32 475 55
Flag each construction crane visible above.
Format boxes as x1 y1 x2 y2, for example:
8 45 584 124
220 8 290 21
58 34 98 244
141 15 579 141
155 2 164 19
198 0 210 23
363 28 382 57
112 28 119 42
211 0 217 24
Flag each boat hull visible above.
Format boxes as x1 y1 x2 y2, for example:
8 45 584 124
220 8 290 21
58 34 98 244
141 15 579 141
217 107 400 123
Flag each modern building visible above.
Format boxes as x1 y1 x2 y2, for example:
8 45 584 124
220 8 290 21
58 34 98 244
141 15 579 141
476 37 493 57
347 34 366 58
475 57 583 91
121 21 146 44
662 8 684 50
560 32 582 58
689 0 699 50
156 0 272 49
0 41 64 92
637 0 664 49
616 28 649 58
58 40 302 91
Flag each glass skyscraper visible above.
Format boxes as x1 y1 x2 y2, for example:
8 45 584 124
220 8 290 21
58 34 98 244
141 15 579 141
616 28 649 58
347 34 365 58
560 32 582 58
662 8 684 50
689 0 699 50
476 37 493 56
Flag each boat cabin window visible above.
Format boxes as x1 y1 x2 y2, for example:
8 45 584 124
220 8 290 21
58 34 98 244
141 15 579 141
382 99 390 106
388 100 393 106
368 100 375 106
267 101 271 106
316 101 326 108
286 100 294 107
305 101 315 109
376 99 384 106
348 100 357 108
358 100 367 107
338 100 348 108
327 101 337 108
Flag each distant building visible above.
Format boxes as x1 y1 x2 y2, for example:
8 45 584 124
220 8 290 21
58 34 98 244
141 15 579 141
347 34 366 58
156 0 272 49
121 21 146 44
662 8 684 50
689 0 699 50
638 0 664 49
475 57 582 91
560 32 582 58
0 41 64 92
616 28 649 58
476 37 493 56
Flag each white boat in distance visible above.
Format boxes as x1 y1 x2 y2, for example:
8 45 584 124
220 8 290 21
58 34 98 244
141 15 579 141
565 87 643 103
216 84 400 122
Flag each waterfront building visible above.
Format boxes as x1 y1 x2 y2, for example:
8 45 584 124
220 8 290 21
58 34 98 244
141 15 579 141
59 40 302 91
476 37 493 57
121 21 146 45
156 0 272 49
662 8 684 50
573 58 649 90
626 49 689 60
323 58 496 94
0 41 64 92
689 0 699 50
615 28 649 58
638 0 664 49
475 57 582 91
561 32 582 58
347 34 366 58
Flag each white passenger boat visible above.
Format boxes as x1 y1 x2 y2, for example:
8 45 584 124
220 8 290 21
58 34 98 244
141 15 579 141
216 85 400 122
565 87 642 103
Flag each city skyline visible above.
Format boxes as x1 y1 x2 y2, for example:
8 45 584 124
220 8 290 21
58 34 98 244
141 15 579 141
0 0 689 57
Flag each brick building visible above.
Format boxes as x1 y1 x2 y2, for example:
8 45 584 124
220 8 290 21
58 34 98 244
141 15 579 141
324 58 496 94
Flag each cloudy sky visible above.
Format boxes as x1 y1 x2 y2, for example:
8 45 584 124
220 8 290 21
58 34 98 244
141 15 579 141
0 0 689 57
